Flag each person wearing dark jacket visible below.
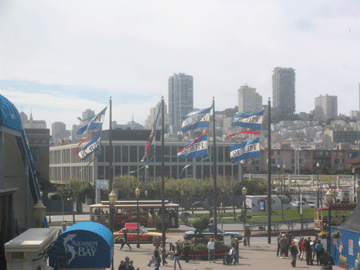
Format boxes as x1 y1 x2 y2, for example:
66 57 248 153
183 239 191 263
304 237 313 265
119 229 132 250
290 241 299 267
160 244 168 266
154 246 161 267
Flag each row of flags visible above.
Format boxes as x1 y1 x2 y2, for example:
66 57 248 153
74 101 266 169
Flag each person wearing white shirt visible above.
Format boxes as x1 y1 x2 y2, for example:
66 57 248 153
207 238 215 263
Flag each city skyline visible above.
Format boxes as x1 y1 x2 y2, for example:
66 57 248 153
0 1 359 129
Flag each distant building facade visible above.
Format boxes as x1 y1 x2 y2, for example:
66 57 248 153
20 111 46 129
51 122 70 142
238 84 262 113
168 73 193 133
315 94 338 121
272 67 296 115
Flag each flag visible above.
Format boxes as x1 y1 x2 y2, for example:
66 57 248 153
75 107 107 161
227 130 261 139
230 137 261 163
77 107 107 135
177 130 209 159
181 107 211 133
141 104 161 162
77 131 102 161
232 110 265 130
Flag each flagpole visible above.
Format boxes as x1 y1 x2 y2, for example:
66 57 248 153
213 97 217 240
267 98 272 244
109 96 114 270
161 96 166 247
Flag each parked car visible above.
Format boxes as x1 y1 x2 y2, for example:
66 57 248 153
113 223 163 243
183 225 243 241
291 201 315 209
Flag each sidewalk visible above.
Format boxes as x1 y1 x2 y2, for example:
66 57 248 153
112 239 342 270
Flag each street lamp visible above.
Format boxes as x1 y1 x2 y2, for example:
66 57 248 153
108 190 116 270
135 187 140 248
316 162 320 207
242 186 247 245
325 190 333 251
239 160 245 208
180 190 184 212
145 190 148 199
47 193 52 223
33 200 47 228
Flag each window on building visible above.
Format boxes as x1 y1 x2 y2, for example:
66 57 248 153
115 146 121 162
130 146 137 162
122 146 128 162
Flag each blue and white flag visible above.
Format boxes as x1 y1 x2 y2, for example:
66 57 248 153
230 137 261 163
231 110 265 130
75 107 107 161
177 130 209 159
181 107 211 133
77 107 107 135
77 131 102 161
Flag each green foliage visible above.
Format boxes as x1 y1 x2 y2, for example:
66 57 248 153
192 216 210 231
243 178 267 195
215 240 225 249
56 177 91 202
192 244 207 251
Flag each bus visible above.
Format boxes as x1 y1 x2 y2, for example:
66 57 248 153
314 203 357 231
90 200 180 231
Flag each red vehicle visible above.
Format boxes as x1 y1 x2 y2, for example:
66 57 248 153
90 200 180 231
113 223 163 243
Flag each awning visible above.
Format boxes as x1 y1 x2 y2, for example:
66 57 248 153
49 221 114 269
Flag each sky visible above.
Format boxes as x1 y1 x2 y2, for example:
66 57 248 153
0 0 360 132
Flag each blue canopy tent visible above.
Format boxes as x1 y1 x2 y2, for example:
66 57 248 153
49 222 114 269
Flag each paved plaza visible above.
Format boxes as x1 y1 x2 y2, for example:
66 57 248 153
112 234 342 270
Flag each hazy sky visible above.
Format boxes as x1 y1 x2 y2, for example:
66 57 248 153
1 0 359 131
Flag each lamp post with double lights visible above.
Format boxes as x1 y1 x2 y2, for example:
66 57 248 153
242 186 247 246
47 193 52 223
135 187 140 248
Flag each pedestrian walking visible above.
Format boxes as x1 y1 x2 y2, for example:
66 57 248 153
119 229 132 251
314 240 324 265
154 246 161 268
184 239 191 263
277 233 282 257
160 243 168 266
232 237 239 264
279 234 288 258
290 241 298 267
207 238 215 263
173 247 182 270
61 220 67 232
304 237 313 265
245 226 251 246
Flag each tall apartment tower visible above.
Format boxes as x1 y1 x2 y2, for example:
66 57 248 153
168 73 193 133
238 84 262 113
272 67 296 115
314 94 338 121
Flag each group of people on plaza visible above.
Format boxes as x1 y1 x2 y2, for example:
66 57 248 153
277 232 324 267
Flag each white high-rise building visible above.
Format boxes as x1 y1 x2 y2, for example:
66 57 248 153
238 84 262 113
272 67 296 115
315 94 338 121
168 73 193 133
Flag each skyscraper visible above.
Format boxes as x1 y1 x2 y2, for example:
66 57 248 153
315 94 338 121
272 67 296 115
238 84 262 113
168 73 193 133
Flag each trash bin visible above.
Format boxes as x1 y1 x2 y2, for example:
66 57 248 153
153 236 161 247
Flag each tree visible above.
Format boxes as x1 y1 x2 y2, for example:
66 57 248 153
218 176 240 220
56 177 90 224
